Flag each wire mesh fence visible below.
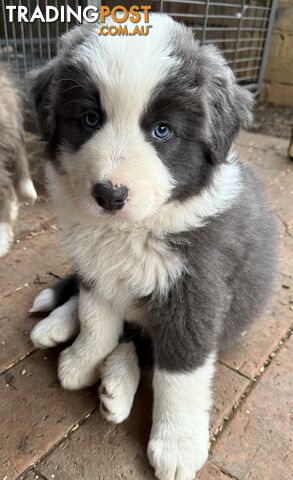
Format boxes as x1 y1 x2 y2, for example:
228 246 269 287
0 1 92 74
155 0 278 91
0 0 277 93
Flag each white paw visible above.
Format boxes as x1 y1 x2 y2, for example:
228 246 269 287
148 433 208 480
148 358 215 480
58 343 100 390
99 342 140 423
0 222 14 257
30 297 79 349
29 288 56 313
18 178 37 203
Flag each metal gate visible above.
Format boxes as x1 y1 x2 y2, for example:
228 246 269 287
0 0 277 93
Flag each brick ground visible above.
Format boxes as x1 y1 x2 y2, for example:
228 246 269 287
0 132 292 480
211 337 293 480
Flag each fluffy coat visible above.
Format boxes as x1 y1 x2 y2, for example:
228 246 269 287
0 66 37 257
29 14 276 480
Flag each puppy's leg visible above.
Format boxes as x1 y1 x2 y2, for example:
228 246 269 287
0 222 14 258
30 274 79 313
30 296 79 348
99 341 140 424
58 288 124 390
0 172 18 257
146 281 220 480
13 142 37 203
148 356 215 480
17 177 37 203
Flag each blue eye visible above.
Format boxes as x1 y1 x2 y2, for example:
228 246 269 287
83 112 100 130
152 123 172 140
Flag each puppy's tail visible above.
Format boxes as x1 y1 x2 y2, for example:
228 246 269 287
30 274 79 313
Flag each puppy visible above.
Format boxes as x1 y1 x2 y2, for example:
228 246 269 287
0 66 37 257
29 14 276 480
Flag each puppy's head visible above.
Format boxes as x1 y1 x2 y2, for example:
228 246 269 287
29 14 253 223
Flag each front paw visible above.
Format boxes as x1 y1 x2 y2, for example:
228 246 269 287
99 343 140 424
147 431 208 480
58 346 100 390
30 298 79 349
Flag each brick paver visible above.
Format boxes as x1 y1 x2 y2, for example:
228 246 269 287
277 272 293 307
0 226 69 373
36 378 154 480
0 351 96 478
19 470 44 480
278 232 293 277
237 132 290 184
211 337 293 480
0 269 69 374
267 169 293 228
199 462 237 479
211 364 249 432
219 302 291 379
0 132 292 480
14 363 249 480
0 233 66 299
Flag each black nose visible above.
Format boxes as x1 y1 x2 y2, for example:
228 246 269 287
93 182 128 211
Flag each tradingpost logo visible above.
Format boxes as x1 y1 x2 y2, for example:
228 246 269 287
97 6 152 36
6 4 153 36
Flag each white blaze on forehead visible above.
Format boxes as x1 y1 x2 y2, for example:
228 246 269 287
74 14 181 120
57 14 181 223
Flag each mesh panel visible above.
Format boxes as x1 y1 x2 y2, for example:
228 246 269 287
0 0 82 74
0 0 277 92
155 0 277 90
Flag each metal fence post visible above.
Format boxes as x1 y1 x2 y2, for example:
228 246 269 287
257 0 278 95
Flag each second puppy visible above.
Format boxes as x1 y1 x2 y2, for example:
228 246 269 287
0 66 37 257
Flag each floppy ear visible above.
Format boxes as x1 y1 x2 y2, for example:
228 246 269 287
27 60 57 142
199 45 254 163
27 20 93 142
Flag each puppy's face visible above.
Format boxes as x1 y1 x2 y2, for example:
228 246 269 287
31 14 253 223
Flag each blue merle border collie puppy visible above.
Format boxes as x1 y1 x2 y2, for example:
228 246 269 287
29 14 276 480
0 67 37 257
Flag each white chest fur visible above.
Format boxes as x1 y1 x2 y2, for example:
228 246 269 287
60 219 184 312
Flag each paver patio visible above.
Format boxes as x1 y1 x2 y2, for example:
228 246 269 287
0 131 292 480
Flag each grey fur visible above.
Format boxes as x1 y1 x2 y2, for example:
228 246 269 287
149 163 276 370
141 41 254 201
0 68 30 210
0 66 36 256
28 60 105 166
